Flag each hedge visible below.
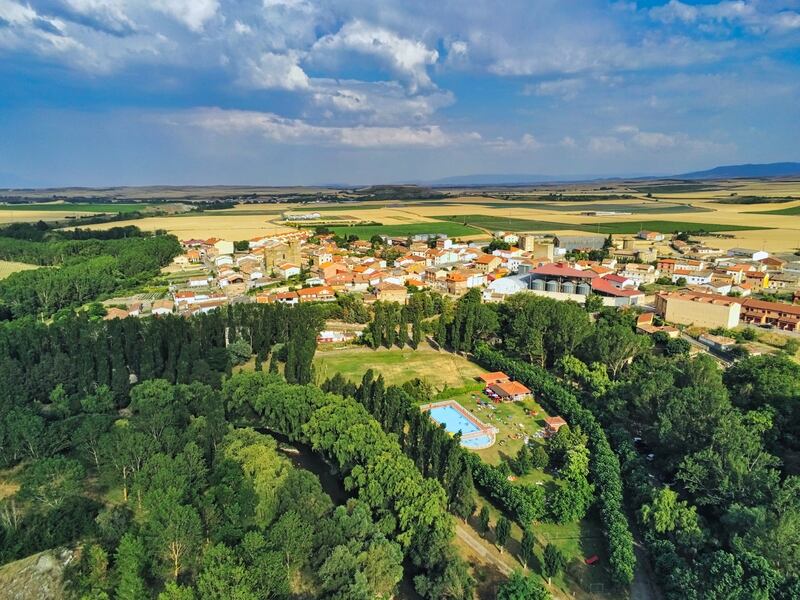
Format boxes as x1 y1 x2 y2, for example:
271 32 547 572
472 344 636 586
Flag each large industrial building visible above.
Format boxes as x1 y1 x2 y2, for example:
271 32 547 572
654 291 742 329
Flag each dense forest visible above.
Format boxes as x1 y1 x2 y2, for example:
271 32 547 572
2 224 797 598
0 223 181 319
0 302 489 598
420 289 799 598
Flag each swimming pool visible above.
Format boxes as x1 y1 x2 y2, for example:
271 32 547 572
428 405 480 435
461 434 494 448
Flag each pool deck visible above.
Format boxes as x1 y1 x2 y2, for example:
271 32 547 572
421 399 498 450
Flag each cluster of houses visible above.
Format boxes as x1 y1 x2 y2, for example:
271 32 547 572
102 225 800 335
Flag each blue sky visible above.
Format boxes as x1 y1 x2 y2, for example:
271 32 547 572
1 0 799 186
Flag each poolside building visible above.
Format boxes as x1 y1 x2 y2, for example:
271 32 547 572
479 372 510 386
544 416 568 436
488 380 532 402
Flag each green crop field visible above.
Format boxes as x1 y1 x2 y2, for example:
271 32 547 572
761 205 800 216
432 214 572 232
328 221 481 238
575 220 769 234
0 203 155 213
433 214 769 235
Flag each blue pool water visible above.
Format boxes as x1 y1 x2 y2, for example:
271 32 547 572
428 405 480 435
462 434 494 448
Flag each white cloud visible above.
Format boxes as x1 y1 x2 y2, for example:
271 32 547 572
604 125 734 153
526 78 586 100
150 0 219 32
310 20 439 91
589 136 627 154
169 107 464 148
309 80 454 124
485 133 542 151
650 1 800 33
242 51 309 90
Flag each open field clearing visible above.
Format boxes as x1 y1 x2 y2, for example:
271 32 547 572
10 179 800 252
0 202 156 213
434 214 575 232
0 260 40 279
469 201 712 213
328 221 481 238
314 344 484 390
434 214 767 234
0 210 108 224
77 213 296 240
761 203 800 216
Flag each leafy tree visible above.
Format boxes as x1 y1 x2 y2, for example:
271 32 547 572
640 487 703 546
542 543 566 585
580 322 651 378
196 543 258 600
227 338 253 366
158 583 196 600
497 571 550 600
146 495 202 580
19 457 85 509
114 533 147 600
495 516 511 553
478 506 490 534
520 528 536 569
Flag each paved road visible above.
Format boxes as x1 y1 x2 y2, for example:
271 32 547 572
679 332 732 367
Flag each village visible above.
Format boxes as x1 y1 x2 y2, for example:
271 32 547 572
99 224 800 357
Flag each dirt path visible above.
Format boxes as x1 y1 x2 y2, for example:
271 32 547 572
455 522 514 576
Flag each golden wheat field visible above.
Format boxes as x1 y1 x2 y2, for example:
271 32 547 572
0 260 39 280
8 179 800 251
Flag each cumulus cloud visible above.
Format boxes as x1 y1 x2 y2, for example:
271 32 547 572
310 80 454 124
242 51 309 90
150 0 219 32
168 107 466 148
310 20 439 91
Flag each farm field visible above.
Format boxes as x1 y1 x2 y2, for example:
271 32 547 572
761 204 800 216
0 260 39 280
313 343 484 390
0 202 156 213
461 200 712 213
74 213 296 240
574 219 767 234
8 178 800 252
433 214 575 232
433 214 767 235
328 221 481 239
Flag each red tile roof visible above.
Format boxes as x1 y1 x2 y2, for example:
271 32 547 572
532 263 597 279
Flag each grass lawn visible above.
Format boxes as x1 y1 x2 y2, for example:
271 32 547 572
0 202 155 213
0 260 40 280
468 493 615 600
327 221 482 239
313 343 485 390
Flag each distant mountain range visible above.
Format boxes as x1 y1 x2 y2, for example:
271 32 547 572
675 162 800 180
422 162 800 187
